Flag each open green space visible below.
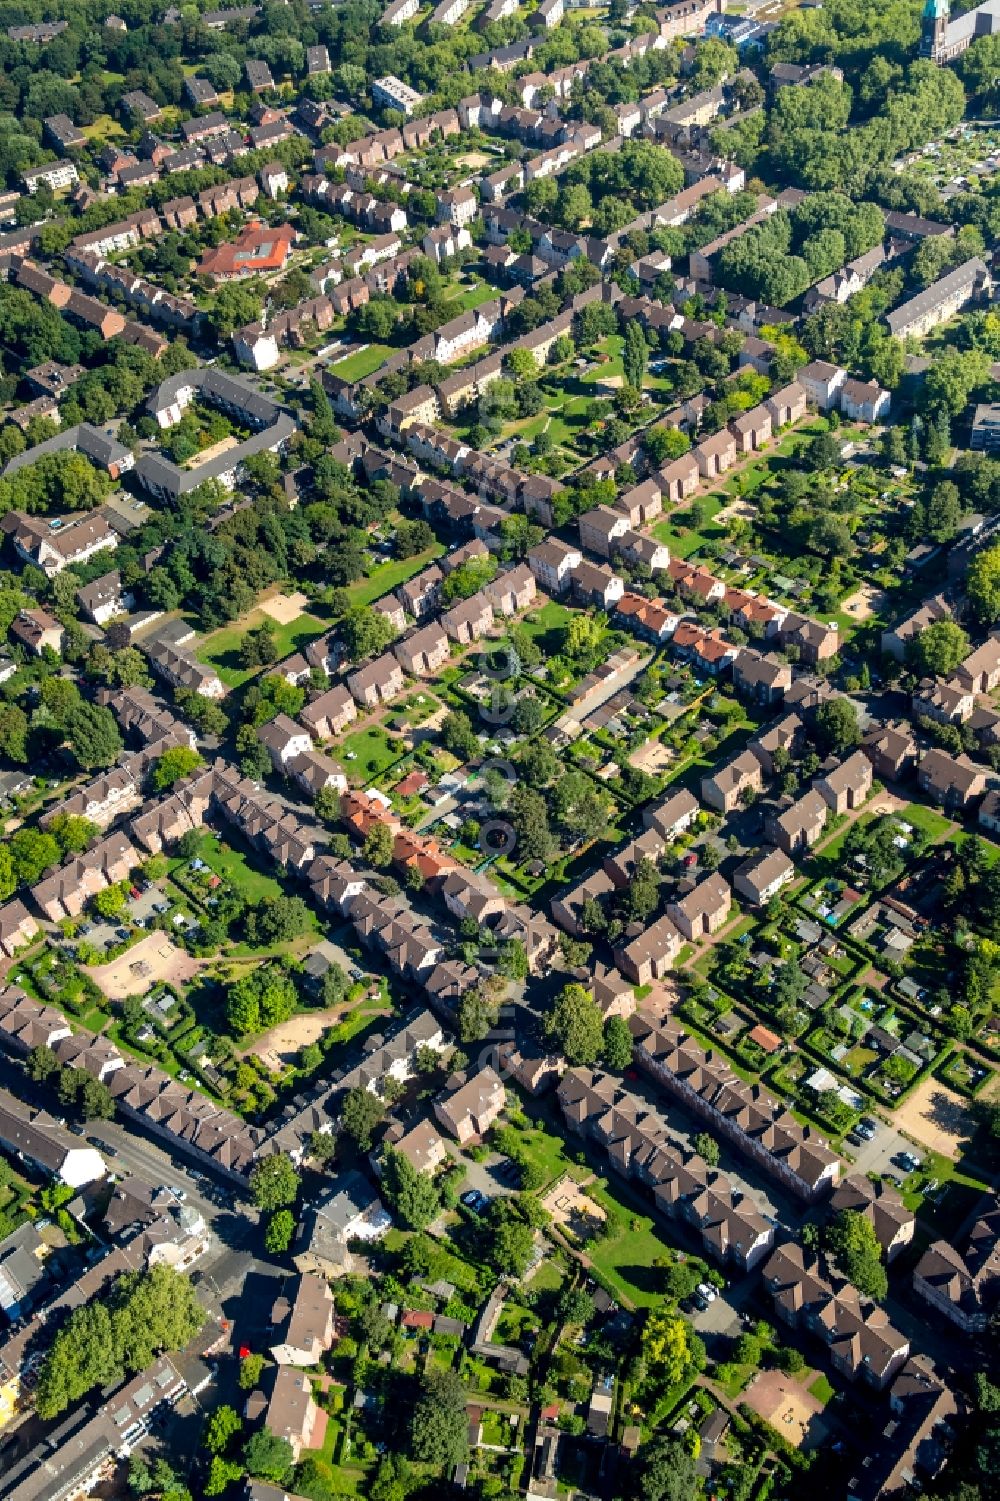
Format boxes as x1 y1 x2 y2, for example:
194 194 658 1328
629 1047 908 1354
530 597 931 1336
327 343 396 381
338 724 404 780
653 495 727 558
196 608 327 688
345 543 446 609
170 828 288 906
584 1183 680 1309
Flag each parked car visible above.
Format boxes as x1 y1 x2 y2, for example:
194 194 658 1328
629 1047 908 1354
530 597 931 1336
696 1283 717 1303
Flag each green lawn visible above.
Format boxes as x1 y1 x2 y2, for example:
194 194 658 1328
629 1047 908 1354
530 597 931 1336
345 544 446 609
171 829 288 905
339 725 404 780
653 495 727 558
196 609 327 688
517 599 576 654
808 1373 836 1405
897 802 954 843
512 1118 591 1190
327 343 396 381
585 1184 679 1309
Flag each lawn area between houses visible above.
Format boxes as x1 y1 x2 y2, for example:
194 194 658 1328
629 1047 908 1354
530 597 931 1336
653 495 727 558
345 543 446 608
338 724 405 781
170 828 288 906
326 342 395 382
584 1182 678 1309
196 608 327 688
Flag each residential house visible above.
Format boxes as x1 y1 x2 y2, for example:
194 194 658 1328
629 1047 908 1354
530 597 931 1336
816 750 873 814
765 789 828 855
733 848 795 908
434 1067 506 1144
763 1243 909 1388
394 623 450 676
701 748 763 813
831 1174 915 1263
614 914 683 984
733 648 791 706
668 873 731 941
913 1199 1000 1334
798 360 847 411
269 1274 335 1366
643 788 699 841
917 748 988 810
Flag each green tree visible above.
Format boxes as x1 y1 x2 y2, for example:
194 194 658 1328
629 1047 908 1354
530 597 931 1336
264 1209 296 1253
907 618 970 678
243 1430 294 1484
249 1154 300 1212
410 1369 469 1471
204 1405 243 1456
693 1132 720 1167
11 828 59 886
968 542 1000 624
623 321 648 392
341 606 397 662
48 813 99 856
603 1015 633 1071
151 746 204 791
239 1353 266 1390
545 983 604 1066
457 982 501 1044
341 1086 385 1150
633 1428 696 1501
815 696 860 754
380 1146 441 1230
363 822 395 869
64 702 123 769
827 1209 888 1301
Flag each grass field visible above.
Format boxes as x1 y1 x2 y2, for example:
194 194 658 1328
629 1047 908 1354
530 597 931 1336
339 725 403 780
653 494 727 558
585 1183 679 1309
327 343 396 381
171 829 288 906
518 599 576 653
197 610 327 688
808 1373 836 1405
345 544 446 609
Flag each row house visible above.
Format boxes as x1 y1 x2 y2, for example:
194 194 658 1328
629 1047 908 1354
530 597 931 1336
572 559 625 611
442 592 494 645
863 723 918 784
551 868 616 939
956 635 1000 694
528 538 582 595
212 763 316 873
815 750 873 814
0 901 40 960
913 1198 1000 1334
603 591 672 639
918 748 988 810
668 872 731 941
643 787 699 841
482 562 536 616
558 1069 775 1272
604 828 664 890
97 685 193 751
347 653 405 708
732 647 791 706
29 831 138 922
658 450 701 503
750 714 803 777
394 623 449 677
831 1174 915 1263
129 769 216 856
763 1244 909 1388
630 1014 841 1201
399 564 443 619
881 596 951 662
614 914 683 984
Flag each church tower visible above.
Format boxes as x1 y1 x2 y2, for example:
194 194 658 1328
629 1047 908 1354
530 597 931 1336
921 0 950 60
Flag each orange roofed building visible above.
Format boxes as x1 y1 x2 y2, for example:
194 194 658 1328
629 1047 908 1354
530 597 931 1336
198 220 296 281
